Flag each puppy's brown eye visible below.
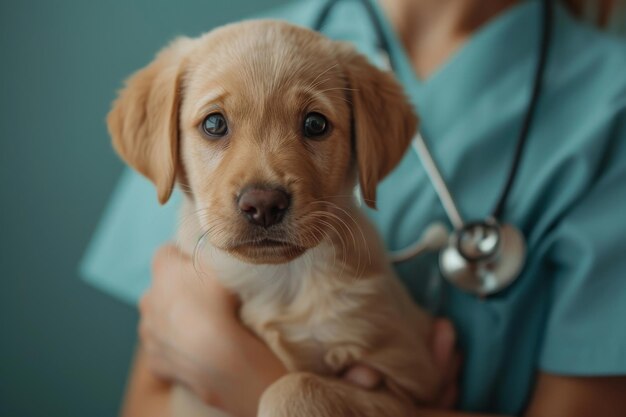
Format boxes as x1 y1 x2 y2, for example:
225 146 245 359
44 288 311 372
202 113 228 137
303 112 328 138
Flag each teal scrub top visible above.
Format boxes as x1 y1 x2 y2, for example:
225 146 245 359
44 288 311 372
81 0 626 414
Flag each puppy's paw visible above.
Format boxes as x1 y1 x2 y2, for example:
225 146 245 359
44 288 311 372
259 372 415 417
259 373 359 417
324 345 364 373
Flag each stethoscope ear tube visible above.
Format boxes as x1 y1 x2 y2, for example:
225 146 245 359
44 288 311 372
491 0 554 220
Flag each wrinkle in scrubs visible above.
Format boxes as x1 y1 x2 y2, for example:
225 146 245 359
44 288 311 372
81 1 626 414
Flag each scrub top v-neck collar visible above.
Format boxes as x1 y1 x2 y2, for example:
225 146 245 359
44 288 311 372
363 0 543 141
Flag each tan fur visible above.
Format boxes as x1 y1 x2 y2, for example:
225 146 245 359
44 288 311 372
109 20 440 417
108 37 195 204
334 43 417 209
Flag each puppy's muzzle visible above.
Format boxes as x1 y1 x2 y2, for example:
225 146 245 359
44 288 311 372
238 187 290 228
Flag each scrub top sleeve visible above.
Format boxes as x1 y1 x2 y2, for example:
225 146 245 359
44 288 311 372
80 170 180 305
539 119 626 375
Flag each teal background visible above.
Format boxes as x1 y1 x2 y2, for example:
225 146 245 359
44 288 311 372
0 1 288 416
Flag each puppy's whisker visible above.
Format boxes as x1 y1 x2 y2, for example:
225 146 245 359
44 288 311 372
314 192 377 206
316 211 357 256
177 207 211 229
193 227 216 280
302 89 352 107
316 87 358 93
304 201 371 279
322 211 361 279
314 213 355 279
314 226 337 271
317 226 338 271
302 76 331 94
176 182 194 192
314 200 372 273
301 222 336 270
174 215 209 251
308 214 348 280
314 194 357 199
309 63 339 89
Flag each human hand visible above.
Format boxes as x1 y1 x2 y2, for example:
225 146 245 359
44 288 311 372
140 245 461 415
139 244 287 417
429 318 461 409
342 318 461 408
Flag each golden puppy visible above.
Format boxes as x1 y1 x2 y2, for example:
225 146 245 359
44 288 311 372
108 20 441 417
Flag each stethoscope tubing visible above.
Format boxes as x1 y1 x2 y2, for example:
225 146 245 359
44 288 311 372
314 0 552 295
411 133 464 230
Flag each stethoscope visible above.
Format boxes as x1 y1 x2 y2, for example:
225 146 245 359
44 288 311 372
315 0 554 296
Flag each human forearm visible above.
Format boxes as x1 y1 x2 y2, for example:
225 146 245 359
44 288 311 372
120 346 172 417
120 338 284 417
415 373 626 417
524 373 626 417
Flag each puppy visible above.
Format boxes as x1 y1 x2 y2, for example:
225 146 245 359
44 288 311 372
108 20 441 417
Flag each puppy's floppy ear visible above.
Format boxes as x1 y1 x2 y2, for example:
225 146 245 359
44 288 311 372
107 37 194 204
336 44 418 209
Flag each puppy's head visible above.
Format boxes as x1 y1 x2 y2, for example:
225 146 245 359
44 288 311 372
108 20 416 264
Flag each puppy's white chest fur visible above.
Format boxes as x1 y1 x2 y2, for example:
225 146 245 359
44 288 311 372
179 203 427 375
204 240 381 374
178 198 439 401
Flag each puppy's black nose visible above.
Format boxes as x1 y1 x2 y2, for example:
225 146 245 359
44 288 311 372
238 188 290 228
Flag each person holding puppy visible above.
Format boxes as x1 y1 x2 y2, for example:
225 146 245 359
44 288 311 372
82 0 626 415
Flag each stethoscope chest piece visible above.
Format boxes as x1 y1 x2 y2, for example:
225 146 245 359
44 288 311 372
439 220 526 296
